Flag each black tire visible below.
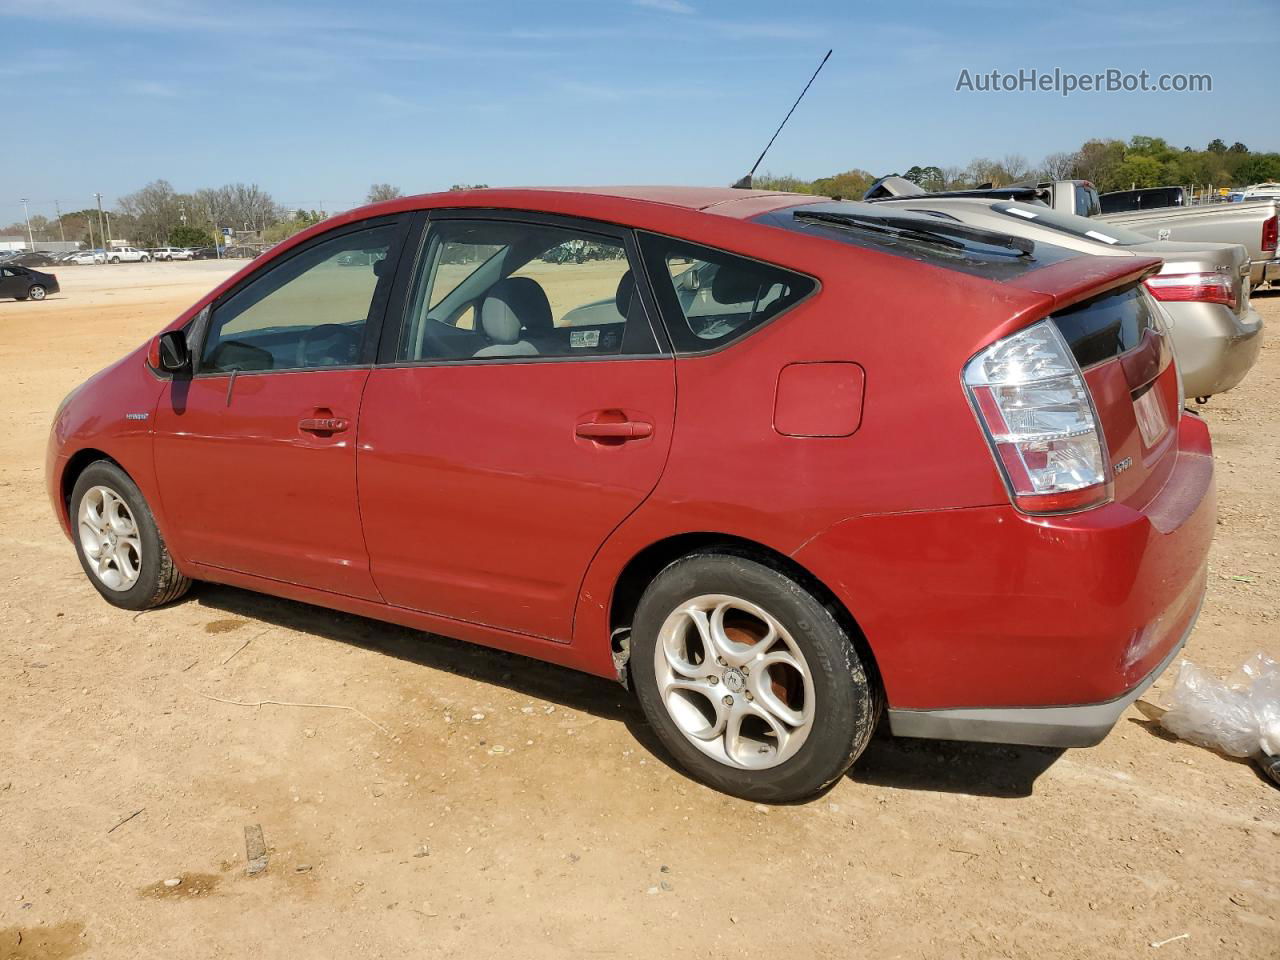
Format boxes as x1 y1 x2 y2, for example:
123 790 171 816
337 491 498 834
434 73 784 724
630 551 881 803
109 256 120 264
69 460 192 611
28 285 46 301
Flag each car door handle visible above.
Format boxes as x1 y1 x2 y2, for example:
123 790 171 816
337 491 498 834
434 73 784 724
575 420 653 440
299 416 350 434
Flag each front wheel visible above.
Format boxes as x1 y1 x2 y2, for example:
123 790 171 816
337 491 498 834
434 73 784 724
28 285 46 301
630 552 880 802
70 460 192 610
141 255 152 262
109 256 120 264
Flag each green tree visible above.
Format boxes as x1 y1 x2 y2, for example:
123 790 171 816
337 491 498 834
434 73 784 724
1112 155 1165 189
169 225 214 247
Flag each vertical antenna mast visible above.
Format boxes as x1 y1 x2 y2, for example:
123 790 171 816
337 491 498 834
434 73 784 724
732 49 832 189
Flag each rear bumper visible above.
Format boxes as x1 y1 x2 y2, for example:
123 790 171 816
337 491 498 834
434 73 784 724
1255 258 1280 286
793 414 1215 740
1169 301 1264 398
886 595 1199 747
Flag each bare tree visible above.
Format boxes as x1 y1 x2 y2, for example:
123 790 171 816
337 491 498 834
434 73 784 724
193 183 283 235
1040 151 1080 181
998 153 1033 184
118 179 183 245
366 183 403 203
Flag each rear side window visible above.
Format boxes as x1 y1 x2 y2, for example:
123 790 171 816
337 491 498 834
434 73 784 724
1051 283 1157 368
637 233 815 353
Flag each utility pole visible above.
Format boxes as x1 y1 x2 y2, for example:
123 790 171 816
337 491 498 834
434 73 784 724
209 209 221 259
54 200 67 245
20 198 34 250
87 210 96 252
94 193 108 253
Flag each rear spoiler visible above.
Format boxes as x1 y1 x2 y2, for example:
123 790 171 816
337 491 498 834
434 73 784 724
1005 255 1163 313
862 175 1043 205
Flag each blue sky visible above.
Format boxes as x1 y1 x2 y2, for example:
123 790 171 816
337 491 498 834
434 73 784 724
1 0 1275 221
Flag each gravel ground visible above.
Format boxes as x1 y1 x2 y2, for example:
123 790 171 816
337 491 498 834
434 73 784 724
0 262 1276 959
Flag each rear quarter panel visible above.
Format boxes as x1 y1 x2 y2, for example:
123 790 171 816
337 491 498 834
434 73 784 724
572 227 1062 669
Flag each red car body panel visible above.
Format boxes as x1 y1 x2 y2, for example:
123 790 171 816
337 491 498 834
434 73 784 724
46 187 1215 742
356 357 676 639
151 370 382 600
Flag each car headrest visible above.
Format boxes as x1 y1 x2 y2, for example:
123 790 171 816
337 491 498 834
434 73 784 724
710 264 765 305
481 276 553 344
615 270 635 316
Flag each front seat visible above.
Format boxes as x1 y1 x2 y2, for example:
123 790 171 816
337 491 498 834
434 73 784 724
473 277 550 357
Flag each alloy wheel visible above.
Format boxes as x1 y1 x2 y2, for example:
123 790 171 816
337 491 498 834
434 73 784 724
653 594 815 769
77 485 143 591
29 285 46 301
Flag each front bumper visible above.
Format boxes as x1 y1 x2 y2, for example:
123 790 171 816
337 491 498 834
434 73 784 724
886 595 1200 747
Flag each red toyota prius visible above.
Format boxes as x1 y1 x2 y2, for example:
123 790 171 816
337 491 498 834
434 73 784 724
47 187 1214 801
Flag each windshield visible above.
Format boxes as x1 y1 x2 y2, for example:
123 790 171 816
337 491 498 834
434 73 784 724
989 201 1152 246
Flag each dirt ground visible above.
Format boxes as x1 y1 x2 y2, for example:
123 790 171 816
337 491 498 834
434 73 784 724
0 261 1276 959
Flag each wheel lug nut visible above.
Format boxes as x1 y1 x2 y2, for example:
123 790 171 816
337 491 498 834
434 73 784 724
745 691 754 701
716 657 727 667
707 676 718 685
740 666 749 676
722 695 733 707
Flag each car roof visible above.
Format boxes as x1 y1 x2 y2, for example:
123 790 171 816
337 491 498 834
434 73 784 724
362 185 814 222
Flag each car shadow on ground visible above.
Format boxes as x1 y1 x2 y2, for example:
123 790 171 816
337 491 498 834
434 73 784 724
191 583 1064 802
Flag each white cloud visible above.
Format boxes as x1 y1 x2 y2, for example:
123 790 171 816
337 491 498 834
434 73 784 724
632 0 695 14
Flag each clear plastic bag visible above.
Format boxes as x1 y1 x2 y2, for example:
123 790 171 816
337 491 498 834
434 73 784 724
1159 653 1280 758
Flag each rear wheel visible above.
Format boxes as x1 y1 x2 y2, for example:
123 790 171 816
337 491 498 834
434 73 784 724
109 256 120 264
70 461 191 610
630 551 880 802
28 285 46 301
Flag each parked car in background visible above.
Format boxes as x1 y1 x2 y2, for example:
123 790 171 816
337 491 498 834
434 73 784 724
1243 182 1280 202
106 246 152 264
1098 197 1280 289
1 264 59 301
867 194 1262 400
1099 186 1187 214
8 252 59 268
66 250 106 265
47 186 1214 801
866 176 1102 217
221 245 260 259
189 247 220 260
150 246 194 261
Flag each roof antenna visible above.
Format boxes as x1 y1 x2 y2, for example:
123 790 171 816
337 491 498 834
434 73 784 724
732 49 832 190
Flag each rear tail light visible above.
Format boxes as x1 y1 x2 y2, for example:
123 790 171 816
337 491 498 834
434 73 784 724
1145 271 1236 309
963 320 1112 515
1263 214 1278 254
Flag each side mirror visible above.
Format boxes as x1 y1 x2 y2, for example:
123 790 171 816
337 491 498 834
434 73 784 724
156 330 191 374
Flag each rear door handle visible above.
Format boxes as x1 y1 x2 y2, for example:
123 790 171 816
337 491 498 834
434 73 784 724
575 421 653 440
299 416 350 434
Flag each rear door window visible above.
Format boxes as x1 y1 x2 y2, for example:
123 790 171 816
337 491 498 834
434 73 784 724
396 217 659 362
636 234 815 353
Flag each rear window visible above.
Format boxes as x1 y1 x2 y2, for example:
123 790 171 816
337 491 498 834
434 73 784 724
1051 283 1158 368
754 202 1081 281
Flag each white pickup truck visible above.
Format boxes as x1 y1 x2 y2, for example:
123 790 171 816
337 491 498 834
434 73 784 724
106 246 152 264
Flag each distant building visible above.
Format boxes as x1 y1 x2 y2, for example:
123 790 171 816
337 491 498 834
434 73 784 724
0 236 82 253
